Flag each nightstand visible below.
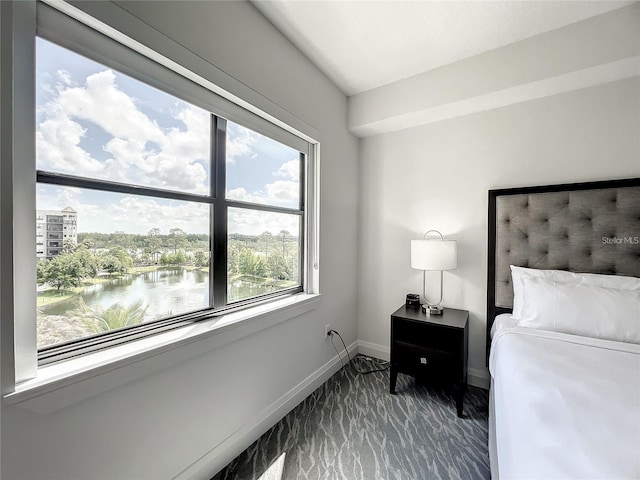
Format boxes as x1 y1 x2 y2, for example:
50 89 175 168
389 305 469 417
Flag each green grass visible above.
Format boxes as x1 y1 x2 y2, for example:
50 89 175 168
37 289 77 307
229 274 296 288
37 277 111 307
130 265 160 273
131 265 209 273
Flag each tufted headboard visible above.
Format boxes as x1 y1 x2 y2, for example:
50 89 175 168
486 178 640 359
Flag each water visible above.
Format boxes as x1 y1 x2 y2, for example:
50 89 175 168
40 268 279 321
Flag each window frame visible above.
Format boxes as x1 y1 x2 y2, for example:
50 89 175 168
2 0 320 387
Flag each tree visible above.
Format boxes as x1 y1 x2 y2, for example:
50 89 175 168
228 244 240 275
279 230 290 257
62 239 77 254
72 298 148 333
259 231 274 256
41 253 85 291
168 227 187 254
173 250 186 265
159 250 186 265
74 248 100 278
112 230 134 252
194 250 208 267
141 247 153 265
253 255 266 277
102 255 126 275
146 228 162 264
239 248 266 277
239 248 254 275
37 259 50 285
102 247 133 275
79 236 97 254
267 253 290 280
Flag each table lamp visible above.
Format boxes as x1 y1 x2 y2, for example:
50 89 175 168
411 230 457 315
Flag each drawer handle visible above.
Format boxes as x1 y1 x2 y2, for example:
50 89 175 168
420 357 428 365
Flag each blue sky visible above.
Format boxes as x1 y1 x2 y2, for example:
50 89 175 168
36 38 300 236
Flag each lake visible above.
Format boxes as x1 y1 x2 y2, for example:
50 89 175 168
40 267 280 321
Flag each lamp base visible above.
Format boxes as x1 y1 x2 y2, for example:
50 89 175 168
422 304 443 315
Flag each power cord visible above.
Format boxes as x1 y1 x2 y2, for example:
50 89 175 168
328 329 390 375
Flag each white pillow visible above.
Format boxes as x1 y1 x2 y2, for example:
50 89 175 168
519 276 640 344
510 265 640 319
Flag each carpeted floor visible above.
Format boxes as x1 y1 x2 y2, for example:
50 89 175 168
213 356 490 480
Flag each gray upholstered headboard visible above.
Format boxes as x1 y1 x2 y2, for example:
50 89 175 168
486 178 640 358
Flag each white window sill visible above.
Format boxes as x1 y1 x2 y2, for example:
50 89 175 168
5 293 320 414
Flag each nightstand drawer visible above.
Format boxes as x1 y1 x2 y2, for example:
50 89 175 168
392 320 461 352
393 340 455 378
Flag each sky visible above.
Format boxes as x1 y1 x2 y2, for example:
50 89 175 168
36 38 301 236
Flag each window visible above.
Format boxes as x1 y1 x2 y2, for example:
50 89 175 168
225 122 304 303
22 3 317 369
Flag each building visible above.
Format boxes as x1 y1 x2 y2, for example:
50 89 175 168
36 206 77 259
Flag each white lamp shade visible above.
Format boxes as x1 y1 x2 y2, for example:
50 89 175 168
411 239 457 271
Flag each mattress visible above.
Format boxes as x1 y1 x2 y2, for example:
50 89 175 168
489 325 640 479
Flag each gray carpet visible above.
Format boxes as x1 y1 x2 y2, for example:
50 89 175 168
213 356 490 480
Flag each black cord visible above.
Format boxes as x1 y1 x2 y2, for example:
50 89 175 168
329 329 390 375
329 333 346 369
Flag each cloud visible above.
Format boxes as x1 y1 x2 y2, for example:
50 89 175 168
228 208 299 236
274 159 299 180
36 111 105 174
226 123 258 164
265 180 299 202
57 70 164 143
227 180 299 209
56 69 73 87
37 67 210 193
226 187 258 203
227 159 300 208
164 105 211 161
37 184 83 210
226 156 300 208
111 196 210 233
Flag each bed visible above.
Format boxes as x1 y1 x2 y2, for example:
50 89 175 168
486 178 640 479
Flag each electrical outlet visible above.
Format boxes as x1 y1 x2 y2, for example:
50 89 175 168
325 324 332 337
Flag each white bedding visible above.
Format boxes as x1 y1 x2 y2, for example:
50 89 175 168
489 325 640 479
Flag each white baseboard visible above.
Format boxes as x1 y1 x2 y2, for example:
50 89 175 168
357 340 490 390
357 340 389 361
468 367 491 390
173 340 359 480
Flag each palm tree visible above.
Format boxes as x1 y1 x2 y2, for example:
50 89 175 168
72 298 148 333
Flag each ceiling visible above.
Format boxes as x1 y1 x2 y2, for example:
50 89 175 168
253 1 636 96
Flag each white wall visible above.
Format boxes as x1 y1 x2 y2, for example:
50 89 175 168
357 77 640 382
1 1 358 478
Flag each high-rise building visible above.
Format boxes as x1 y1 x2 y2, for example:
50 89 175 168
36 207 77 259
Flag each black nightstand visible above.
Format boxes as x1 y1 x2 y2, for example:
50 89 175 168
389 305 469 417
